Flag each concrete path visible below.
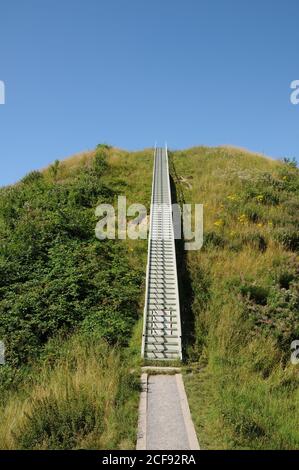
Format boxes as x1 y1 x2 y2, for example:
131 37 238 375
136 373 200 450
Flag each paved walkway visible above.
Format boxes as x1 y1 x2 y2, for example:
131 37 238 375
137 373 200 450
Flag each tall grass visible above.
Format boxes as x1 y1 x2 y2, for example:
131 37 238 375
2 144 298 450
170 146 299 449
0 146 153 450
0 334 140 449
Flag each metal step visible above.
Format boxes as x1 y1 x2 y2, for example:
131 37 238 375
145 343 179 352
144 352 180 360
145 336 179 344
145 328 178 336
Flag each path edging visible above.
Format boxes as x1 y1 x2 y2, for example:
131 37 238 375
136 373 148 450
175 374 200 450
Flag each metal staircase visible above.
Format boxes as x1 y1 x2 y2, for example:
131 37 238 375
141 145 182 360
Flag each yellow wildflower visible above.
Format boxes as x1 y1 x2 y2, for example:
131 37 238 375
227 194 239 201
214 219 224 227
238 214 248 224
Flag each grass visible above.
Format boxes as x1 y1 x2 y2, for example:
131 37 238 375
1 143 298 449
0 334 140 449
0 145 153 449
169 146 299 449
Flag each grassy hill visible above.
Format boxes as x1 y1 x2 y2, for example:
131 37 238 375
170 147 299 449
0 146 152 449
0 144 298 449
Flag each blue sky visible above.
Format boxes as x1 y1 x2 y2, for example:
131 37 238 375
0 0 298 186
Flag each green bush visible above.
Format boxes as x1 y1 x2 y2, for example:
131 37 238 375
243 281 299 353
243 187 280 205
243 205 262 223
0 153 142 365
241 233 267 252
93 148 108 177
240 284 268 305
275 227 299 252
283 157 297 168
49 160 60 180
21 171 44 185
203 231 226 249
277 271 295 290
96 143 112 150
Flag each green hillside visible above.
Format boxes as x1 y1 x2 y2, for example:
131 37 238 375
0 146 152 449
170 147 299 449
0 145 298 449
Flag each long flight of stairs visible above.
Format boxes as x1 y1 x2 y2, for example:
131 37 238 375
141 146 182 360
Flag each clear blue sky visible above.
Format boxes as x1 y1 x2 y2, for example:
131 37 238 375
0 0 298 186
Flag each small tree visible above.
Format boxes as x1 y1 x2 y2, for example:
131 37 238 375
96 143 112 150
49 160 60 181
283 157 297 168
93 148 108 177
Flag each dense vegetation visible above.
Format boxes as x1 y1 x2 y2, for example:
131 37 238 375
0 146 143 365
1 144 298 449
0 146 152 449
170 147 299 449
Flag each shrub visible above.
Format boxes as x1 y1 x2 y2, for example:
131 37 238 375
275 227 299 252
81 303 139 346
276 167 299 193
93 148 108 176
283 157 297 168
276 271 296 290
243 281 299 353
0 150 141 365
21 171 43 185
96 143 112 150
241 233 267 252
49 160 60 180
203 231 226 249
244 187 280 206
240 284 268 305
257 172 286 190
243 205 262 223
